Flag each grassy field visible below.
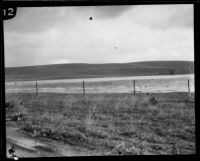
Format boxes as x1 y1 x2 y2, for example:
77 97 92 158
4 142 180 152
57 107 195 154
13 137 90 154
6 92 195 155
5 61 194 82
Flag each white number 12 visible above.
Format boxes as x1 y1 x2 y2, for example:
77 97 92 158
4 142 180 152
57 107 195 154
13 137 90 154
8 8 14 16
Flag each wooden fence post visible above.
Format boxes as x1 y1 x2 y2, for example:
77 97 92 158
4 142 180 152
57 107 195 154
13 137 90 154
83 80 85 95
133 80 136 95
188 79 190 94
36 82 38 96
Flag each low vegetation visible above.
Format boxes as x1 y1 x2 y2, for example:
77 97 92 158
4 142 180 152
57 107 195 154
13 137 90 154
5 61 194 81
6 92 195 155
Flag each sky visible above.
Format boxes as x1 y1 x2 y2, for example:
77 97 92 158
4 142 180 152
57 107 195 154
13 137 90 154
4 5 194 67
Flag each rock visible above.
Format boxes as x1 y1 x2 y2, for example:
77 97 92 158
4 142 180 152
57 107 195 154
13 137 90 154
42 133 46 137
31 130 39 138
17 116 22 121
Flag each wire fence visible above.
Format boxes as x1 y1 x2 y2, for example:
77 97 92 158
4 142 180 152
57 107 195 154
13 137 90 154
5 76 194 94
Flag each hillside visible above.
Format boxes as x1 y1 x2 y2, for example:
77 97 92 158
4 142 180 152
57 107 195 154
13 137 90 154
5 61 194 82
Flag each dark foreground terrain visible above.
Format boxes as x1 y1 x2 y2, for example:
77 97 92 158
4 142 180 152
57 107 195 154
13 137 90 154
6 92 195 156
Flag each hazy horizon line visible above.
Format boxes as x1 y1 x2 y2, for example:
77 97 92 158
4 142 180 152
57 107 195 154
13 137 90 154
5 60 194 68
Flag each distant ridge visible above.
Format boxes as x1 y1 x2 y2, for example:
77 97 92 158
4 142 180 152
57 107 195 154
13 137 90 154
5 61 194 82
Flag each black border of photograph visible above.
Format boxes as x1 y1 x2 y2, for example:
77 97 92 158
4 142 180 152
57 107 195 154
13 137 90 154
0 0 199 161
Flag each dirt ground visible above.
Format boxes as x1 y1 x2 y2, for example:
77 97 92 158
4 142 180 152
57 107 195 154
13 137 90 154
6 122 96 158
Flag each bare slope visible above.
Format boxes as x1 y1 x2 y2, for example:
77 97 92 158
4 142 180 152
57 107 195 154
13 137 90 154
5 61 194 82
